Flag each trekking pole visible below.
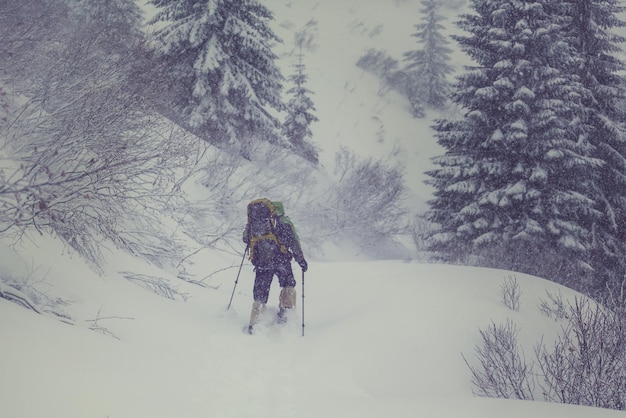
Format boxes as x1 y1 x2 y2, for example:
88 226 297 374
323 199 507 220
301 270 305 336
227 246 248 310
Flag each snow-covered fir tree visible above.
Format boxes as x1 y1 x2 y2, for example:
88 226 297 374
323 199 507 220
403 0 454 112
148 0 285 152
560 0 626 296
425 0 604 290
282 52 319 165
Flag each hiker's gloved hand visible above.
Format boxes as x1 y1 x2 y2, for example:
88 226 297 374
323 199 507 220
298 258 308 272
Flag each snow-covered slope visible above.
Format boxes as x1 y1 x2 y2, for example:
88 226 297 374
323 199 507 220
270 0 450 210
1 236 624 418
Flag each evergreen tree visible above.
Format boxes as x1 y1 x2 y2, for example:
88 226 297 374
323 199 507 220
149 0 285 151
403 0 454 111
425 0 602 289
562 0 626 295
282 52 319 165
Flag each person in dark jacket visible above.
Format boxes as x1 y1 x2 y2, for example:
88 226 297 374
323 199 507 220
243 200 307 333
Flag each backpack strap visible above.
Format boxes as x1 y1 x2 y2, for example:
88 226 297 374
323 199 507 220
249 232 280 253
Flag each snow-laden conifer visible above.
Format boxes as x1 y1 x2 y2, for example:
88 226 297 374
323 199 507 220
560 0 626 295
403 0 454 111
282 52 319 165
425 0 606 287
149 0 285 151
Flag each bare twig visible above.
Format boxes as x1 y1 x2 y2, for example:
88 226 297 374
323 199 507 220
121 271 189 301
500 275 521 311
85 306 133 340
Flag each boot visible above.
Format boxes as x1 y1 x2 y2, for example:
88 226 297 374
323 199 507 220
248 301 265 333
277 287 296 323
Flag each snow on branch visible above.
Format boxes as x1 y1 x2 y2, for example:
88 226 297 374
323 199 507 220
0 281 43 314
121 272 188 301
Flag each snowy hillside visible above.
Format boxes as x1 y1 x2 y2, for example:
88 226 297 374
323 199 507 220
141 0 448 209
1 235 625 418
269 0 452 209
3 1 626 417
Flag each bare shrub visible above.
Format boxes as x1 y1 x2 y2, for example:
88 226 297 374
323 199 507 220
603 277 626 319
535 297 626 409
1 99 201 271
0 0 203 272
538 290 569 320
466 296 626 410
320 147 407 253
409 214 437 259
500 275 521 311
463 319 535 400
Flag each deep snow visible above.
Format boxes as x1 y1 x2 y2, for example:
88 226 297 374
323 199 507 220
1 238 625 418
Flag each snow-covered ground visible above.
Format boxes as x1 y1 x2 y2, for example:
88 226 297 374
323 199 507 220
3 0 626 417
1 237 625 418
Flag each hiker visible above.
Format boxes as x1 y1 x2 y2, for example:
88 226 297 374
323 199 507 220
243 199 308 333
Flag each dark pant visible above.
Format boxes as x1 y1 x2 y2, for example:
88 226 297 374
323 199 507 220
253 257 296 304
